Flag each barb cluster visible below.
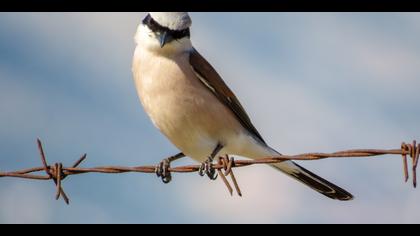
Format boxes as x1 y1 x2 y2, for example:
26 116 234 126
401 141 420 187
0 139 419 204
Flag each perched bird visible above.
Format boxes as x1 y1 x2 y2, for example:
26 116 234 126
132 12 353 201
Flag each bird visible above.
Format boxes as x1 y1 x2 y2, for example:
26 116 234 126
132 12 353 201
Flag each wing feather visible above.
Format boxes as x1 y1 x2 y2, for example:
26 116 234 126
189 48 266 144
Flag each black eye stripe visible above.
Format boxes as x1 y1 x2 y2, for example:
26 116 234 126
142 14 190 40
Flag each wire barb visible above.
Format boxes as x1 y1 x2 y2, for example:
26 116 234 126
34 139 87 204
402 142 410 182
401 141 419 188
217 157 233 196
0 139 419 204
217 155 242 197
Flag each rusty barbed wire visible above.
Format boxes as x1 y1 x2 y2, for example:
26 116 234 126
0 139 419 204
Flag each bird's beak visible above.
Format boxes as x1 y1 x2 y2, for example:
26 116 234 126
159 31 169 48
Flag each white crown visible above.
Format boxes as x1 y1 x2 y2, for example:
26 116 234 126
149 12 192 31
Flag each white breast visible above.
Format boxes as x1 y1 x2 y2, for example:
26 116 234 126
132 46 228 161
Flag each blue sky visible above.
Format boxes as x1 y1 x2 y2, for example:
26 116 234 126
0 12 420 223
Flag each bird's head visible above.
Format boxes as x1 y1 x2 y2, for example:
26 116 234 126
136 12 192 52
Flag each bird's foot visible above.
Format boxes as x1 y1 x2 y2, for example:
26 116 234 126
155 158 172 184
198 157 218 180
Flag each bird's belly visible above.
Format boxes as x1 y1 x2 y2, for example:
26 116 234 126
136 70 242 162
147 93 218 161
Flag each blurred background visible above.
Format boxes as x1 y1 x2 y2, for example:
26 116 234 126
0 12 419 223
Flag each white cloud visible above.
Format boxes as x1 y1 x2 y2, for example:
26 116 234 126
173 165 303 223
58 198 117 224
0 182 52 224
299 13 420 91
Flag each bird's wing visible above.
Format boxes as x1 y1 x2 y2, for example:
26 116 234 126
189 47 266 145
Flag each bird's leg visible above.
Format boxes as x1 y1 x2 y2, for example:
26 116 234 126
199 143 223 180
155 152 185 184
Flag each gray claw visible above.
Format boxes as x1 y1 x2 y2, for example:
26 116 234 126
198 157 218 180
155 159 172 184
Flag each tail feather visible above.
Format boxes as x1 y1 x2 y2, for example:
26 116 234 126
272 161 354 201
241 141 353 201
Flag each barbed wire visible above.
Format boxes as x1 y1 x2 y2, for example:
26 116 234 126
0 139 419 204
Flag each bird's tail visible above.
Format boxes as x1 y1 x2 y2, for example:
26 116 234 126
260 146 353 201
272 161 353 201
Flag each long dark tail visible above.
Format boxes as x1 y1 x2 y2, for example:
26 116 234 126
272 161 354 201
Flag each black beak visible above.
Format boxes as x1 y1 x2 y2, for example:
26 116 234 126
159 31 169 48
